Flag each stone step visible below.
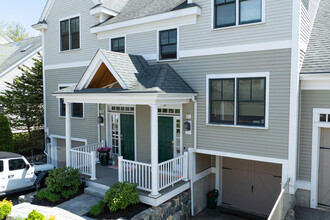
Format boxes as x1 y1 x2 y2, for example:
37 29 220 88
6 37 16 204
84 186 107 199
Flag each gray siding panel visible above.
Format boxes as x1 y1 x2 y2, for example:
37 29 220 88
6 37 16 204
44 0 108 66
168 49 291 159
183 101 194 150
180 0 292 51
298 90 330 181
126 31 157 56
45 67 98 144
136 105 151 163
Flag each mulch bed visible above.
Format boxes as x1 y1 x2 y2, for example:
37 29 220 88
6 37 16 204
31 184 85 207
85 203 150 220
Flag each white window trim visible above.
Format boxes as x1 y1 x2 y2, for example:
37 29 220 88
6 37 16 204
157 26 180 62
58 14 81 52
58 83 85 119
211 0 266 31
109 35 126 53
206 72 270 129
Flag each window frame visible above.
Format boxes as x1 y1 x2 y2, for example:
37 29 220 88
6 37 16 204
111 36 126 53
212 0 265 30
206 72 269 129
58 84 85 119
157 27 179 61
59 14 81 52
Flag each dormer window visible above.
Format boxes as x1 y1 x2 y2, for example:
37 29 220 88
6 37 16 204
60 16 80 51
214 0 262 29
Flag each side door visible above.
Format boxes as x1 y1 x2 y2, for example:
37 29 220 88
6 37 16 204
120 114 135 161
6 158 34 191
0 160 7 193
158 116 174 163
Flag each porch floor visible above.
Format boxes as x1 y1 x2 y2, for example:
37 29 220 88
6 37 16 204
89 163 118 186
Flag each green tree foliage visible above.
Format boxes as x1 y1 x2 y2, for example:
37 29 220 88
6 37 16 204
0 113 14 152
0 53 43 155
0 21 30 41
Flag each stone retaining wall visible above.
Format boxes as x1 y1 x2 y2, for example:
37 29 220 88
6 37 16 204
132 191 191 220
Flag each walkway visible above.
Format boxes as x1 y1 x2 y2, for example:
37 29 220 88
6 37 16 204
295 206 330 219
192 208 248 220
9 194 100 220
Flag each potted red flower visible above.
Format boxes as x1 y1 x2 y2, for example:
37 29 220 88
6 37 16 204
97 147 111 166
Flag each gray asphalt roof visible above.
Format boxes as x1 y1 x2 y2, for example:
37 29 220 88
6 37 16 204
55 49 196 94
0 36 42 74
97 0 194 27
301 0 330 74
99 0 129 13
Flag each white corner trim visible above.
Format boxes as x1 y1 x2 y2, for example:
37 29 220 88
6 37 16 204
296 180 311 191
91 6 201 34
44 61 90 70
75 51 128 90
205 72 270 129
0 47 42 77
180 40 292 58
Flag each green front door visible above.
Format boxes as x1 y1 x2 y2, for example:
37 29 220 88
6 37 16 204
158 116 174 163
120 114 135 160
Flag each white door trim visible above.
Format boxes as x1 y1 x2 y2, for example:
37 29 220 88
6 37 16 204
310 108 330 208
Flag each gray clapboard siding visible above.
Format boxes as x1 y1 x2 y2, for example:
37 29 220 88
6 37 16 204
168 49 291 159
44 0 108 66
126 31 157 56
183 101 194 150
45 67 98 144
298 90 330 181
179 0 292 51
136 105 151 163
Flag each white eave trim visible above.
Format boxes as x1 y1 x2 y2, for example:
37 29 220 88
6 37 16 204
39 0 56 22
90 6 201 34
300 73 330 80
32 23 48 31
90 6 119 17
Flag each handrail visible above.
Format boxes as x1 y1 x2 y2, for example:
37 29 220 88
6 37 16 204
268 179 292 220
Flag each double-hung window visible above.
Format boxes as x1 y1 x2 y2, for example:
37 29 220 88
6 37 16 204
60 16 80 51
208 75 266 127
59 86 84 118
111 37 125 53
214 0 262 28
159 29 177 60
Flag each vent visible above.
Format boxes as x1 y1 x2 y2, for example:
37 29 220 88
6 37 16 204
20 43 35 52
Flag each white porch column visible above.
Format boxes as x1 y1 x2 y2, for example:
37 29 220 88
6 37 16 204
65 102 72 167
149 104 160 198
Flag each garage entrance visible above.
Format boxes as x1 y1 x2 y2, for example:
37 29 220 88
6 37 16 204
318 128 330 207
222 157 282 216
55 138 86 168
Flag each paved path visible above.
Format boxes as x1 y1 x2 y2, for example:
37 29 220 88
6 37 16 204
192 208 248 220
295 206 330 220
9 194 100 220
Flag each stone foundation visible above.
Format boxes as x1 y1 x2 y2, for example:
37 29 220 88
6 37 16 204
132 191 191 220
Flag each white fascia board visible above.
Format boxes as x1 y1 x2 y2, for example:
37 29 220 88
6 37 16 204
91 6 201 35
90 6 119 17
39 0 56 22
32 23 48 31
300 73 330 80
75 51 128 90
0 47 42 77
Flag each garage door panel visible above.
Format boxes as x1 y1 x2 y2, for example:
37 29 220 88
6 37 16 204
318 148 330 206
222 169 253 212
254 173 281 215
254 161 282 176
56 138 85 168
223 157 252 172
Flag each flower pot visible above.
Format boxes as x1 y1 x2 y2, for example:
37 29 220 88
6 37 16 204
99 152 109 166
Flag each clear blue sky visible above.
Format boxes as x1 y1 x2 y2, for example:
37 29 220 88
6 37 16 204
0 0 48 36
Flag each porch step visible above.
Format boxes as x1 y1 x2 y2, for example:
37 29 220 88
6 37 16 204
84 181 109 199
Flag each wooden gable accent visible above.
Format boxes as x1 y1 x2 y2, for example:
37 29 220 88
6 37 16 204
87 62 121 89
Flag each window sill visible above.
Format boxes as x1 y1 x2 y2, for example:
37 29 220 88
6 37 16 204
206 123 268 130
157 58 179 63
59 116 85 120
212 21 265 32
59 48 82 53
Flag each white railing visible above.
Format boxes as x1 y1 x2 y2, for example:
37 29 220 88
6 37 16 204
69 149 96 180
119 158 152 192
158 153 188 191
118 152 188 193
73 142 107 163
268 179 293 220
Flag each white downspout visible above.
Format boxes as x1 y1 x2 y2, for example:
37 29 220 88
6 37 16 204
190 96 197 216
192 96 197 150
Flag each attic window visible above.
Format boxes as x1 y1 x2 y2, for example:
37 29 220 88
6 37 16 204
20 44 34 52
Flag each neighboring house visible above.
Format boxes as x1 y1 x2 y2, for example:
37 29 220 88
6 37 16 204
0 36 42 114
32 0 324 217
0 35 13 45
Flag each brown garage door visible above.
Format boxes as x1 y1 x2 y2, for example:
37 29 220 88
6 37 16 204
56 138 86 168
222 157 282 216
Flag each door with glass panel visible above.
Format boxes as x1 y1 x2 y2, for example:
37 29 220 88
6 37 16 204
109 113 121 157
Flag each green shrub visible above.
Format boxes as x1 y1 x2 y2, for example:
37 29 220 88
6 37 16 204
12 217 25 220
105 182 139 212
89 200 106 216
45 167 81 199
0 198 13 219
36 189 60 203
0 113 14 152
25 210 45 220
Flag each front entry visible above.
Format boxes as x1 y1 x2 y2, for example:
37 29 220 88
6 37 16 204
120 114 135 160
318 128 330 207
158 116 174 163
